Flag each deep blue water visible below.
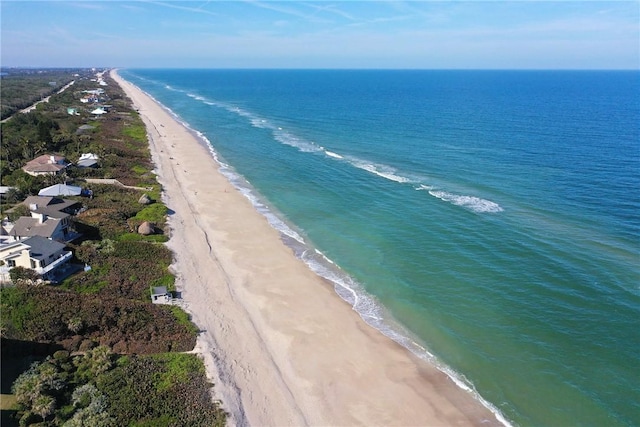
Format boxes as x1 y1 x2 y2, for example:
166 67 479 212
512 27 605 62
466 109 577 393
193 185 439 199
119 69 640 427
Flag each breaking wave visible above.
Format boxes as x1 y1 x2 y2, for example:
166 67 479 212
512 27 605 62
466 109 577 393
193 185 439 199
146 85 504 215
427 189 504 213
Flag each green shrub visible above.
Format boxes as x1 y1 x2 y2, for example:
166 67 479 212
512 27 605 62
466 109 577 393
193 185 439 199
98 354 224 426
131 415 175 427
9 266 40 283
0 287 34 334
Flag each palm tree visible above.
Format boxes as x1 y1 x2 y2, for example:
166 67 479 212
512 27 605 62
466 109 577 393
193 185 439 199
32 394 55 421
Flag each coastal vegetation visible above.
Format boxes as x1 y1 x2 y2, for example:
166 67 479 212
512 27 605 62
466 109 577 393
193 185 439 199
0 68 79 120
0 69 225 426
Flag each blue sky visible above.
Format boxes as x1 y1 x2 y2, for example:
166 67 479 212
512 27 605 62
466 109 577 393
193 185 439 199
1 1 638 69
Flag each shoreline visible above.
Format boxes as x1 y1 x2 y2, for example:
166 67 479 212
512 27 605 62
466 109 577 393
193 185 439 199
111 69 505 427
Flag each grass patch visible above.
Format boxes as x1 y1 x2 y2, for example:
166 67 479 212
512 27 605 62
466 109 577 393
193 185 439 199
118 233 145 242
152 353 204 391
131 164 147 175
74 280 109 294
59 264 110 294
135 203 168 224
151 274 175 291
118 233 168 243
86 120 102 132
168 306 198 335
123 123 147 143
145 234 168 243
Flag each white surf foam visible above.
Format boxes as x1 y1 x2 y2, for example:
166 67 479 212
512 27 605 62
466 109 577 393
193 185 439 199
325 150 343 159
273 128 324 153
428 190 504 213
186 93 206 102
348 158 413 183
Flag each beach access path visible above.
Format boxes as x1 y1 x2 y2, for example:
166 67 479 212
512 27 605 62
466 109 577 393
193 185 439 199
110 69 504 427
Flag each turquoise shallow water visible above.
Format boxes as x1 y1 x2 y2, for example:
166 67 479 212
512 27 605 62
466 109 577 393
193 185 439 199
120 69 640 427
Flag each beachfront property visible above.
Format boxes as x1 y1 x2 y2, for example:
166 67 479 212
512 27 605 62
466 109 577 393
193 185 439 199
80 88 107 104
18 196 82 216
22 154 69 176
0 235 72 283
11 211 71 242
4 196 82 243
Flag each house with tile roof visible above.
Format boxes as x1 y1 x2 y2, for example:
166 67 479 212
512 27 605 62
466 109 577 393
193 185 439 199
22 154 69 176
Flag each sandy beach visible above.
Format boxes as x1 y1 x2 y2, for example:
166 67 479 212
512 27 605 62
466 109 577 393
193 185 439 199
111 70 504 427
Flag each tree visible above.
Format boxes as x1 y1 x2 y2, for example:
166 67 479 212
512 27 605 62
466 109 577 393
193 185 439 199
12 359 66 423
32 394 55 421
65 383 115 427
67 316 84 334
9 266 40 284
13 367 40 408
74 346 113 382
4 187 23 204
5 203 30 222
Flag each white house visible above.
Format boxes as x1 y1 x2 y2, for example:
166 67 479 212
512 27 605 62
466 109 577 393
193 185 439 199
0 236 72 283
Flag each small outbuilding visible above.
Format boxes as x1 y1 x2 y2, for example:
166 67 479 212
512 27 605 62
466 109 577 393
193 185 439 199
77 153 99 168
76 125 95 135
150 286 172 304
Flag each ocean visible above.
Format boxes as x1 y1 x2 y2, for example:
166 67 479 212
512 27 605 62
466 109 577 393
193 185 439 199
118 69 640 427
